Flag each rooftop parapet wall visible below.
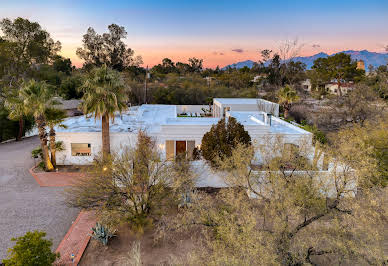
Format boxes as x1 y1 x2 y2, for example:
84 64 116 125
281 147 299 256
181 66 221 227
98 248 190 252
213 98 279 117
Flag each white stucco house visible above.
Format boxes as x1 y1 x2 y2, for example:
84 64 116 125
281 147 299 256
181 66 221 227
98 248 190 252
325 82 354 95
55 98 311 168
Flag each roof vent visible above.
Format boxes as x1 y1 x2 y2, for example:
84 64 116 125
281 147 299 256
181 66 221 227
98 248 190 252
267 113 272 126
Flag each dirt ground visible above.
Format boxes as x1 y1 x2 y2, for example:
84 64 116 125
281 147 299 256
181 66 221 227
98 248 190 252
79 224 196 266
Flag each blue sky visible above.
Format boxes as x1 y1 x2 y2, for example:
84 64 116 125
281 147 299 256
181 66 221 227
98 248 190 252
1 0 387 67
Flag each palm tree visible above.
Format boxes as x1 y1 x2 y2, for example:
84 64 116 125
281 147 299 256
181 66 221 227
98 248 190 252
20 80 55 171
45 108 67 168
4 95 25 141
277 85 299 119
79 65 128 158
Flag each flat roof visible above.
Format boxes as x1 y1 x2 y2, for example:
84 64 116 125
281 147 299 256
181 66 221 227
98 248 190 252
229 111 311 135
228 111 267 126
56 103 310 136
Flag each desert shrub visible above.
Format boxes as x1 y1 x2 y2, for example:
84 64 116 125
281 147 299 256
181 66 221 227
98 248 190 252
3 231 59 266
31 146 43 159
91 222 116 246
201 117 251 167
301 124 327 144
66 131 197 231
289 104 310 124
192 147 201 160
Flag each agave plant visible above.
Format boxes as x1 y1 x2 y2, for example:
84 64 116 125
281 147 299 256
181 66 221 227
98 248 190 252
91 223 116 246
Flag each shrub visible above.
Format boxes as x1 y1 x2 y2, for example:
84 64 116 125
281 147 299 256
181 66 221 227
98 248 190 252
91 223 116 246
289 105 310 124
3 231 59 266
31 146 43 159
201 117 251 166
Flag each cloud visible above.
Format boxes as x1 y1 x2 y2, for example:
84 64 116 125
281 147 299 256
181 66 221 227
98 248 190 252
219 52 224 55
213 51 225 55
312 44 320 48
232 48 244 53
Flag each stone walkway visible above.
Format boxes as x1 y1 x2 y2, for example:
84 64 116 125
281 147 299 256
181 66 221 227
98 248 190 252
55 211 96 265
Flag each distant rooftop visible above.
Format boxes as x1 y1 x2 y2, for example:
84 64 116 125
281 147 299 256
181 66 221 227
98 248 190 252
52 97 81 110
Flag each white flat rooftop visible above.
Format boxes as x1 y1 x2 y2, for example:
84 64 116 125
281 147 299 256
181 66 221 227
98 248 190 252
56 104 310 136
229 111 310 134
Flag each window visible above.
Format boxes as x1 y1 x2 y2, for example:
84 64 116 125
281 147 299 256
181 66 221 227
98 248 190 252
71 143 91 156
165 140 195 160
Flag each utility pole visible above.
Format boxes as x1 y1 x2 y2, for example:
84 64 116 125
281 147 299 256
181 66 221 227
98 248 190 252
144 65 149 104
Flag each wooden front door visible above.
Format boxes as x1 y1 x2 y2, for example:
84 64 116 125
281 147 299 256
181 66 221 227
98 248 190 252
175 141 186 155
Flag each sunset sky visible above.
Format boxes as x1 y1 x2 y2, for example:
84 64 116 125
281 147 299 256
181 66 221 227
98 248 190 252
1 0 388 68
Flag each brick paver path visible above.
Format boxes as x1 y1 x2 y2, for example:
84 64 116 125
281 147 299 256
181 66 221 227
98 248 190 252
55 211 96 265
29 168 84 187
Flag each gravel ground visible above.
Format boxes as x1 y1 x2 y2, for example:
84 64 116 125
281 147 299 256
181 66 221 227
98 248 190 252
0 136 79 262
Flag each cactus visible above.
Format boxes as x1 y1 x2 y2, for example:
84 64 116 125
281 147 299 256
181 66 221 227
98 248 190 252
90 222 116 246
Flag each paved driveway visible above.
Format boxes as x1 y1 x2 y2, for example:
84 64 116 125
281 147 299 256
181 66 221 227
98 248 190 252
0 137 79 261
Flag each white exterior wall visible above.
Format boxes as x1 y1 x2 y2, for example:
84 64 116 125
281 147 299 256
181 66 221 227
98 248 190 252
175 105 209 114
213 99 279 118
325 84 353 95
56 127 311 165
56 132 138 165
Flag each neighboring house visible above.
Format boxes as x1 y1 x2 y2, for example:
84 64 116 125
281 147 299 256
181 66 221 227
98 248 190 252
251 74 268 83
301 79 312 92
55 98 309 167
53 97 83 117
204 76 216 86
325 82 354 95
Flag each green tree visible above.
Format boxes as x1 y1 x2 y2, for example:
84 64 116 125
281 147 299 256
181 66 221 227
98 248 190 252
52 55 73 75
76 24 142 71
79 65 128 158
312 53 364 96
45 108 67 168
201 117 251 167
188 57 203 73
3 231 59 266
0 17 61 81
20 80 55 171
0 17 61 136
58 74 83 100
4 95 25 141
277 85 299 119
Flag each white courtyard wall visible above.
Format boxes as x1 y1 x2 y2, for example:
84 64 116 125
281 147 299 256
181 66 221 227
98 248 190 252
175 105 209 114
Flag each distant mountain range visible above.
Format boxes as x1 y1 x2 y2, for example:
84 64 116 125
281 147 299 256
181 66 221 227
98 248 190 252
223 50 388 70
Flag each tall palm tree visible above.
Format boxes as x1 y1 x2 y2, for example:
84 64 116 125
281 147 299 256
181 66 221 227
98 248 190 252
79 65 128 158
4 95 25 141
45 108 67 168
277 85 299 119
20 80 55 171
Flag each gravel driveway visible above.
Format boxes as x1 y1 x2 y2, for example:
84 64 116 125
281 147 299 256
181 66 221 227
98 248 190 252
0 136 79 261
